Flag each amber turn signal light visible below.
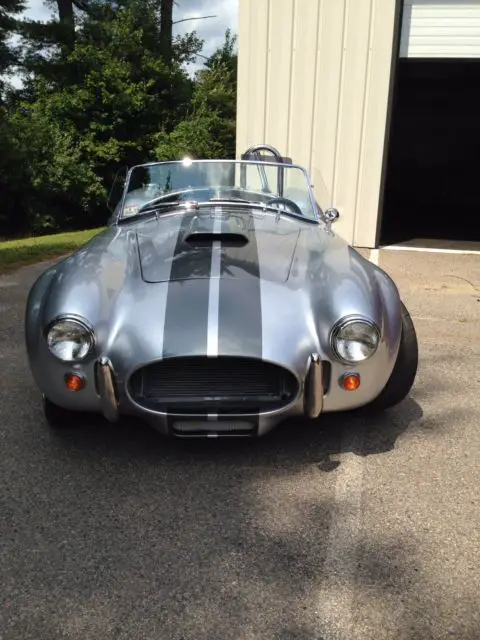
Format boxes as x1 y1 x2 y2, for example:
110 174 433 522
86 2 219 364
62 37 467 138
64 373 86 392
340 372 361 391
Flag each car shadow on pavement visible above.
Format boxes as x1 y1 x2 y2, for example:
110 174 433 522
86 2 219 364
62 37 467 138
47 396 423 475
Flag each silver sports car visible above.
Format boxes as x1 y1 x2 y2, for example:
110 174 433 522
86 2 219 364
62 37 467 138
25 144 418 438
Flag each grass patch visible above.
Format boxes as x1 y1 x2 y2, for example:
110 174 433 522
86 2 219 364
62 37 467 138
0 228 106 275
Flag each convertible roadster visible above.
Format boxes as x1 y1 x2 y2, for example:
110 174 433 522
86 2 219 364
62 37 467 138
25 144 418 437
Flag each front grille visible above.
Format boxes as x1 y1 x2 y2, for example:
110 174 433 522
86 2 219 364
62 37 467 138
128 356 299 414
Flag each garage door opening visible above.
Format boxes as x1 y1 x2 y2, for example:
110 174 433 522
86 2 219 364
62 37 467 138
379 58 480 248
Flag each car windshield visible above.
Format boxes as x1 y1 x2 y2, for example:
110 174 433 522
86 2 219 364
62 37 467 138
119 159 318 220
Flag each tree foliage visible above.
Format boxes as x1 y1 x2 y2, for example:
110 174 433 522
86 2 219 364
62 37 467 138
0 0 237 237
154 29 237 161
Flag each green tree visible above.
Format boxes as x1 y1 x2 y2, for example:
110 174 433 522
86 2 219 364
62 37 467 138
2 0 204 235
154 29 237 161
5 87 104 233
0 1 26 236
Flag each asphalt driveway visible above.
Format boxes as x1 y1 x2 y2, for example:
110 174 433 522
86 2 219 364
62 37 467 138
0 250 479 640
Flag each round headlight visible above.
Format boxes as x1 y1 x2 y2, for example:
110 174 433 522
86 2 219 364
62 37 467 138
46 318 94 362
331 318 380 364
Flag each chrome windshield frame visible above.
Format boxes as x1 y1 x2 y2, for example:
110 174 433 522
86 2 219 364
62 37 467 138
117 159 320 223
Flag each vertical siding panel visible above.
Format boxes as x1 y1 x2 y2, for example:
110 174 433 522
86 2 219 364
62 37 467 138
353 0 376 230
285 0 297 156
309 0 323 176
235 0 270 155
311 0 347 210
264 0 295 151
288 0 320 170
354 0 398 246
331 0 373 243
263 0 272 142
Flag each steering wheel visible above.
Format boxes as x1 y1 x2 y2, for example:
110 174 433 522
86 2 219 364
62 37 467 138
265 197 303 216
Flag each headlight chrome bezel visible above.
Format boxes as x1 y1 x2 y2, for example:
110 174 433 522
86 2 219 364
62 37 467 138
45 315 96 363
330 316 381 365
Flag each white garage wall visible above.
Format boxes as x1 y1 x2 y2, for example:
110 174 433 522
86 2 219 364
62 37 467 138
236 0 399 247
400 0 480 58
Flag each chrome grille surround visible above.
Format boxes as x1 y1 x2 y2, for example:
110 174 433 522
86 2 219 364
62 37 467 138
127 356 300 415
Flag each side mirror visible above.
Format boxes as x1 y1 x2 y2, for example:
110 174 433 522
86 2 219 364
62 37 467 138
107 166 128 213
325 208 340 223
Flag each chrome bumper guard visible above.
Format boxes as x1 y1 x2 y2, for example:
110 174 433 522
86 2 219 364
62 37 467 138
304 353 324 418
95 357 119 422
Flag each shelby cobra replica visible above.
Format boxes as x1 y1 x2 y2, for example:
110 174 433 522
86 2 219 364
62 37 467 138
25 144 418 437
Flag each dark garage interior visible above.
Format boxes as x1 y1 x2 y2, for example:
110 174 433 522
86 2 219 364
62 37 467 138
380 58 480 246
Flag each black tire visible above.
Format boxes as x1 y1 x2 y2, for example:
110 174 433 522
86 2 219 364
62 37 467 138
43 396 82 429
364 302 418 413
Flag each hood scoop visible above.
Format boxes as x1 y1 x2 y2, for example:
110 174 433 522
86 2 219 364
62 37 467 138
184 232 249 248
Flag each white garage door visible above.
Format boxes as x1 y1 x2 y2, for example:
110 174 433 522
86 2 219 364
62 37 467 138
400 0 480 57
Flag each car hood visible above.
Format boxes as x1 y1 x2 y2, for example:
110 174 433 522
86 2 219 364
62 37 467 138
135 208 307 284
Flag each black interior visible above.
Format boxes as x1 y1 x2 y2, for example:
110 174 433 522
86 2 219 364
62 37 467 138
380 59 480 245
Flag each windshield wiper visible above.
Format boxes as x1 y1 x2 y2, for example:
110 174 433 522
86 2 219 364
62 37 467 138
137 198 199 214
117 200 199 224
208 197 252 203
200 199 318 224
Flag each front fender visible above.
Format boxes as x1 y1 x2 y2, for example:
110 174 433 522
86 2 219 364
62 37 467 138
25 261 65 362
25 261 103 412
371 262 403 363
314 248 403 412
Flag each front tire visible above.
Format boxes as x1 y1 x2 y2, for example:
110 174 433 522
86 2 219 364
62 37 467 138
365 302 418 412
43 397 81 429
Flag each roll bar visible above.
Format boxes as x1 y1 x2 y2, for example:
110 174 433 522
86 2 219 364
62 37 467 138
241 144 292 164
240 144 292 197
